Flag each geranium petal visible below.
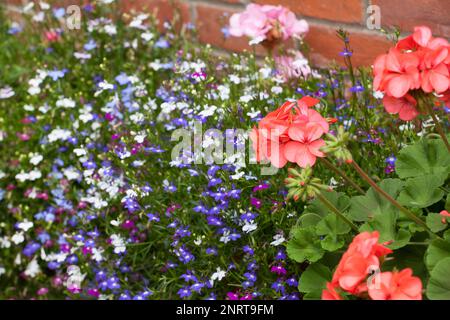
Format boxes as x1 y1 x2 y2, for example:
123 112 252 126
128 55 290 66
284 141 304 162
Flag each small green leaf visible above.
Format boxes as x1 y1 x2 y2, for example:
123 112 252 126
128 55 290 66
425 238 450 272
286 227 324 263
298 263 331 299
298 213 322 228
398 174 445 208
396 138 450 179
321 235 345 251
427 257 450 300
316 214 351 236
305 191 350 217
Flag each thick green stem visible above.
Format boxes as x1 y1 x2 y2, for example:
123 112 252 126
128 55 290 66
349 160 435 235
317 192 359 232
424 103 450 153
320 158 365 195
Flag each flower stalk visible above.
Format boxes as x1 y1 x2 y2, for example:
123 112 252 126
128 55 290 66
349 159 436 235
424 102 450 153
316 192 359 232
319 157 365 194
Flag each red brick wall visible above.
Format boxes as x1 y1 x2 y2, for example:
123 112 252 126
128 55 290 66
3 0 450 67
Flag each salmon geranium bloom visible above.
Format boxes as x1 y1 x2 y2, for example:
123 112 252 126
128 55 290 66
330 231 392 294
322 283 342 300
368 268 423 300
373 26 450 121
250 96 329 168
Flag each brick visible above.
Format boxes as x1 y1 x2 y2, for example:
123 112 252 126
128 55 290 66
120 0 191 30
209 0 244 3
254 0 364 24
305 25 392 67
372 0 450 39
2 0 25 5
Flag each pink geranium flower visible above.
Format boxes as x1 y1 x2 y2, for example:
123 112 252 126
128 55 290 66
373 25 450 121
368 269 422 300
250 96 329 169
229 4 308 44
322 283 342 300
373 48 420 98
382 94 419 121
275 51 311 81
330 231 392 294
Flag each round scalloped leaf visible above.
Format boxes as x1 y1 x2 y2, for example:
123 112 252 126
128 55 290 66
298 263 332 299
397 174 445 208
396 138 450 179
286 227 324 263
427 257 450 300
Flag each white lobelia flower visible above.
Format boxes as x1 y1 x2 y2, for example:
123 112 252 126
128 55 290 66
11 232 25 245
0 86 15 99
110 234 126 254
63 167 80 180
141 32 154 42
48 128 71 142
210 267 226 284
29 153 43 166
28 169 42 181
229 74 241 84
24 258 41 278
271 86 283 94
239 95 254 103
373 91 384 99
56 97 76 109
74 52 92 60
73 148 87 157
242 220 257 233
17 219 33 231
270 234 286 246
0 236 11 248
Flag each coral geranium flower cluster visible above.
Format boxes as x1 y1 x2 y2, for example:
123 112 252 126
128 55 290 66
229 4 308 44
374 26 450 121
322 231 423 300
250 97 329 168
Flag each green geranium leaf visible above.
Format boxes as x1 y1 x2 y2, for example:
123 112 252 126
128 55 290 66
398 174 445 208
348 179 403 222
427 257 450 300
298 213 322 228
360 210 411 249
316 214 351 236
446 194 450 211
321 235 345 251
298 263 331 299
305 191 350 217
396 138 450 179
286 227 324 263
426 213 449 233
425 238 450 272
